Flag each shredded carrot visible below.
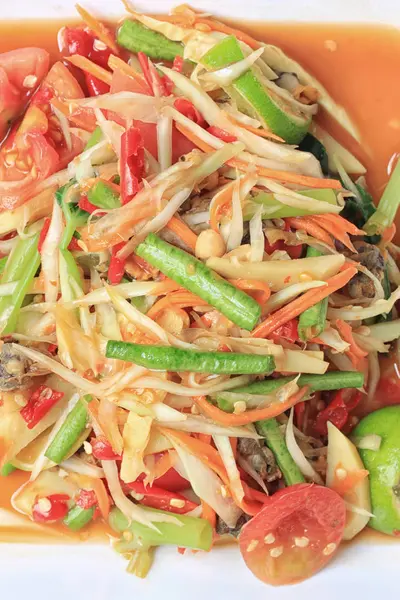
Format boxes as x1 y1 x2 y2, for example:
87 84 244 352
165 216 198 252
159 427 229 483
308 215 358 252
201 500 217 530
230 437 238 459
108 55 150 94
311 213 364 236
382 223 396 245
225 113 285 143
195 387 309 426
197 433 212 445
228 278 271 305
175 122 342 190
150 279 183 296
65 55 112 85
194 17 261 50
252 266 357 338
209 182 234 232
91 478 110 519
147 291 209 319
75 4 120 54
335 319 368 359
285 217 335 248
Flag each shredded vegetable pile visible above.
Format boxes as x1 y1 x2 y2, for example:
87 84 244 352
1 3 400 586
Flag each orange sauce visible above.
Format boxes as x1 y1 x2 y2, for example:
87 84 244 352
1 16 400 546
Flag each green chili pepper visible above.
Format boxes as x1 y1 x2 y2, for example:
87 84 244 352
87 180 121 210
45 395 92 464
117 20 184 62
106 341 275 375
109 507 213 552
136 233 261 330
214 371 364 412
298 247 328 341
0 232 40 334
64 505 95 531
256 418 305 485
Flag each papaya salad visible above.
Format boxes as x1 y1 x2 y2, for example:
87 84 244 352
1 3 400 587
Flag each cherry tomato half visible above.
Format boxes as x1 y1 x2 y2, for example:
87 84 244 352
239 483 346 586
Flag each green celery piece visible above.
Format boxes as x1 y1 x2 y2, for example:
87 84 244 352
243 188 337 221
256 418 305 485
117 20 184 62
59 248 83 302
201 36 310 144
0 232 40 334
0 462 17 476
57 184 89 250
298 247 328 341
365 159 400 235
126 548 155 578
64 505 95 531
87 180 121 210
109 507 213 552
84 126 103 151
0 256 7 275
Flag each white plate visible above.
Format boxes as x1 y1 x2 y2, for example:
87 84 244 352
1 1 400 598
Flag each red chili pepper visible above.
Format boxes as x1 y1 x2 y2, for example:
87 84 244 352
32 494 70 523
20 385 64 429
152 467 189 492
126 482 198 514
294 401 306 430
78 195 102 215
314 390 348 436
47 343 58 355
76 489 98 510
64 26 111 70
91 435 122 461
38 217 51 252
172 56 184 73
67 236 81 251
108 242 127 285
120 126 145 205
264 237 303 260
269 319 299 343
207 126 237 142
174 98 206 126
85 73 110 96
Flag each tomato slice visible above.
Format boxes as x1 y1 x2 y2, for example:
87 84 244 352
239 483 346 586
0 48 49 141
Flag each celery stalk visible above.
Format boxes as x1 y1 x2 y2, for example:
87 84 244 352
0 232 40 334
365 159 400 235
243 188 337 221
126 548 155 578
109 507 213 552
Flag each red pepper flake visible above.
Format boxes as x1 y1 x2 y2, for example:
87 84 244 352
20 385 64 429
32 494 69 523
91 435 121 461
207 126 237 142
284 275 291 283
38 217 51 252
76 489 97 510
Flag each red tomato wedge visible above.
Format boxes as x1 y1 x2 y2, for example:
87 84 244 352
239 484 346 586
0 47 49 142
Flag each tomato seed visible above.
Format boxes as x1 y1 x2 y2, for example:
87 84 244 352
322 543 336 556
294 536 309 548
269 546 283 558
246 540 259 552
264 533 276 545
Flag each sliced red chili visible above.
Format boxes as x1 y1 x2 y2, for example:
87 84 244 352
91 435 122 461
126 481 198 514
174 98 205 126
67 236 81 251
76 489 98 510
85 73 110 96
20 385 64 429
78 194 103 215
108 242 127 285
172 56 184 73
38 217 51 252
314 390 350 436
269 319 299 343
120 126 145 205
32 494 70 523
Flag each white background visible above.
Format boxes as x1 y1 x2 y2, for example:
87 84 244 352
1 1 400 598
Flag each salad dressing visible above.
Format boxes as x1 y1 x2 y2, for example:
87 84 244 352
0 15 400 551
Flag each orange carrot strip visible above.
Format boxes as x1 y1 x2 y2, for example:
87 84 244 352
225 114 285 143
335 319 368 359
228 278 271 305
209 183 234 231
285 217 334 247
175 122 342 190
308 215 357 252
75 4 120 54
230 437 238 459
252 266 357 339
194 18 261 49
195 387 309 426
382 223 396 244
311 213 364 236
201 500 217 530
153 451 175 479
147 291 209 319
197 433 212 445
150 279 183 296
108 55 150 94
91 478 110 519
165 216 198 252
65 55 113 85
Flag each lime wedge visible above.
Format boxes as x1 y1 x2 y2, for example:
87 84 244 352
201 36 311 144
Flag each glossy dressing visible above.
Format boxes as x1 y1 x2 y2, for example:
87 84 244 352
1 17 400 544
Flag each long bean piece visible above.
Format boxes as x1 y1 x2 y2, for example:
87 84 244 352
45 395 91 464
298 247 328 341
256 418 305 485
